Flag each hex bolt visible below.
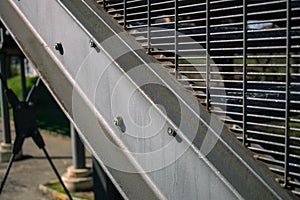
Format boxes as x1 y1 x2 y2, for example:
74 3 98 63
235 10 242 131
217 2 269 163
114 116 126 133
89 40 97 48
167 127 176 137
54 42 64 55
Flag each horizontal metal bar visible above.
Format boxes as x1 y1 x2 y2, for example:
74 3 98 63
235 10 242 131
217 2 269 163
247 130 285 139
256 156 285 166
247 138 285 147
210 13 244 20
248 0 287 7
247 122 285 130
247 9 287 16
247 114 285 121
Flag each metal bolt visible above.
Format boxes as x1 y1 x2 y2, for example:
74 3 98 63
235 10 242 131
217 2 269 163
89 40 97 48
114 116 126 133
54 42 64 55
54 42 61 50
167 127 176 137
113 118 120 126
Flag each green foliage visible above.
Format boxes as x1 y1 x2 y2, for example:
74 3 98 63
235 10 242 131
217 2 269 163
44 181 92 200
7 75 38 100
35 83 70 135
7 76 70 136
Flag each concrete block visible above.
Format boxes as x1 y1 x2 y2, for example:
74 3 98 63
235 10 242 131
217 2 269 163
62 166 93 192
0 142 12 162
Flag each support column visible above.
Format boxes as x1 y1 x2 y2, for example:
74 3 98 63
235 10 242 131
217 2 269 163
62 123 93 192
72 123 86 169
0 53 12 162
20 56 26 101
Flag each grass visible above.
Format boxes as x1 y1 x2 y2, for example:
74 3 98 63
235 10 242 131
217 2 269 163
44 181 93 200
7 75 38 100
45 181 71 194
7 76 70 136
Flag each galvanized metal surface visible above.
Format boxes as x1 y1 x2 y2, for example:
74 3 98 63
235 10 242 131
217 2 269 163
0 0 297 199
98 0 300 197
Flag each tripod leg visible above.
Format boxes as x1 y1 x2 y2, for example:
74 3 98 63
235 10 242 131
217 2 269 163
41 147 73 200
31 130 45 149
0 154 16 195
12 135 24 155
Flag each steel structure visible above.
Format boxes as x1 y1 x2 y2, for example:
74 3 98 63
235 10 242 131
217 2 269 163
98 0 300 197
0 0 299 199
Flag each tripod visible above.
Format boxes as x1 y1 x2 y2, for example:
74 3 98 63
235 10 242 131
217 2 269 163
0 74 73 200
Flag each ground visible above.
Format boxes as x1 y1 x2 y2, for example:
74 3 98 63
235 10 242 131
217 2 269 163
0 129 92 200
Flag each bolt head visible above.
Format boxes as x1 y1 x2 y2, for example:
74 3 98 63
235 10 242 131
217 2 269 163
167 127 176 136
113 116 126 133
113 118 119 126
54 43 61 50
54 42 64 55
89 40 97 48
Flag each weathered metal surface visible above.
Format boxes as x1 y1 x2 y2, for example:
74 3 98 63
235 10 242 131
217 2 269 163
0 0 296 199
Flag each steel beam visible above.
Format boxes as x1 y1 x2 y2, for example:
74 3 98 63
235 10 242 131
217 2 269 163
0 0 296 199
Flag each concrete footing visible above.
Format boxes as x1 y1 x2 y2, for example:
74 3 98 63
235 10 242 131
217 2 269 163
0 142 23 162
62 166 93 192
0 142 12 162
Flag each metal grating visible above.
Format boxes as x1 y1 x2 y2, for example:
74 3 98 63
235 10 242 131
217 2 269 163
96 0 300 196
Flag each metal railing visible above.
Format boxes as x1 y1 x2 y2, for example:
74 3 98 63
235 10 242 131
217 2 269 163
97 0 300 196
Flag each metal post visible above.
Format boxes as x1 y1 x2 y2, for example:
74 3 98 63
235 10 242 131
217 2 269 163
147 0 151 54
205 0 211 111
62 123 92 191
123 0 127 30
174 0 178 78
0 53 11 144
0 28 3 49
20 57 26 101
103 0 107 11
284 0 291 188
242 0 248 146
71 123 86 169
0 53 12 162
